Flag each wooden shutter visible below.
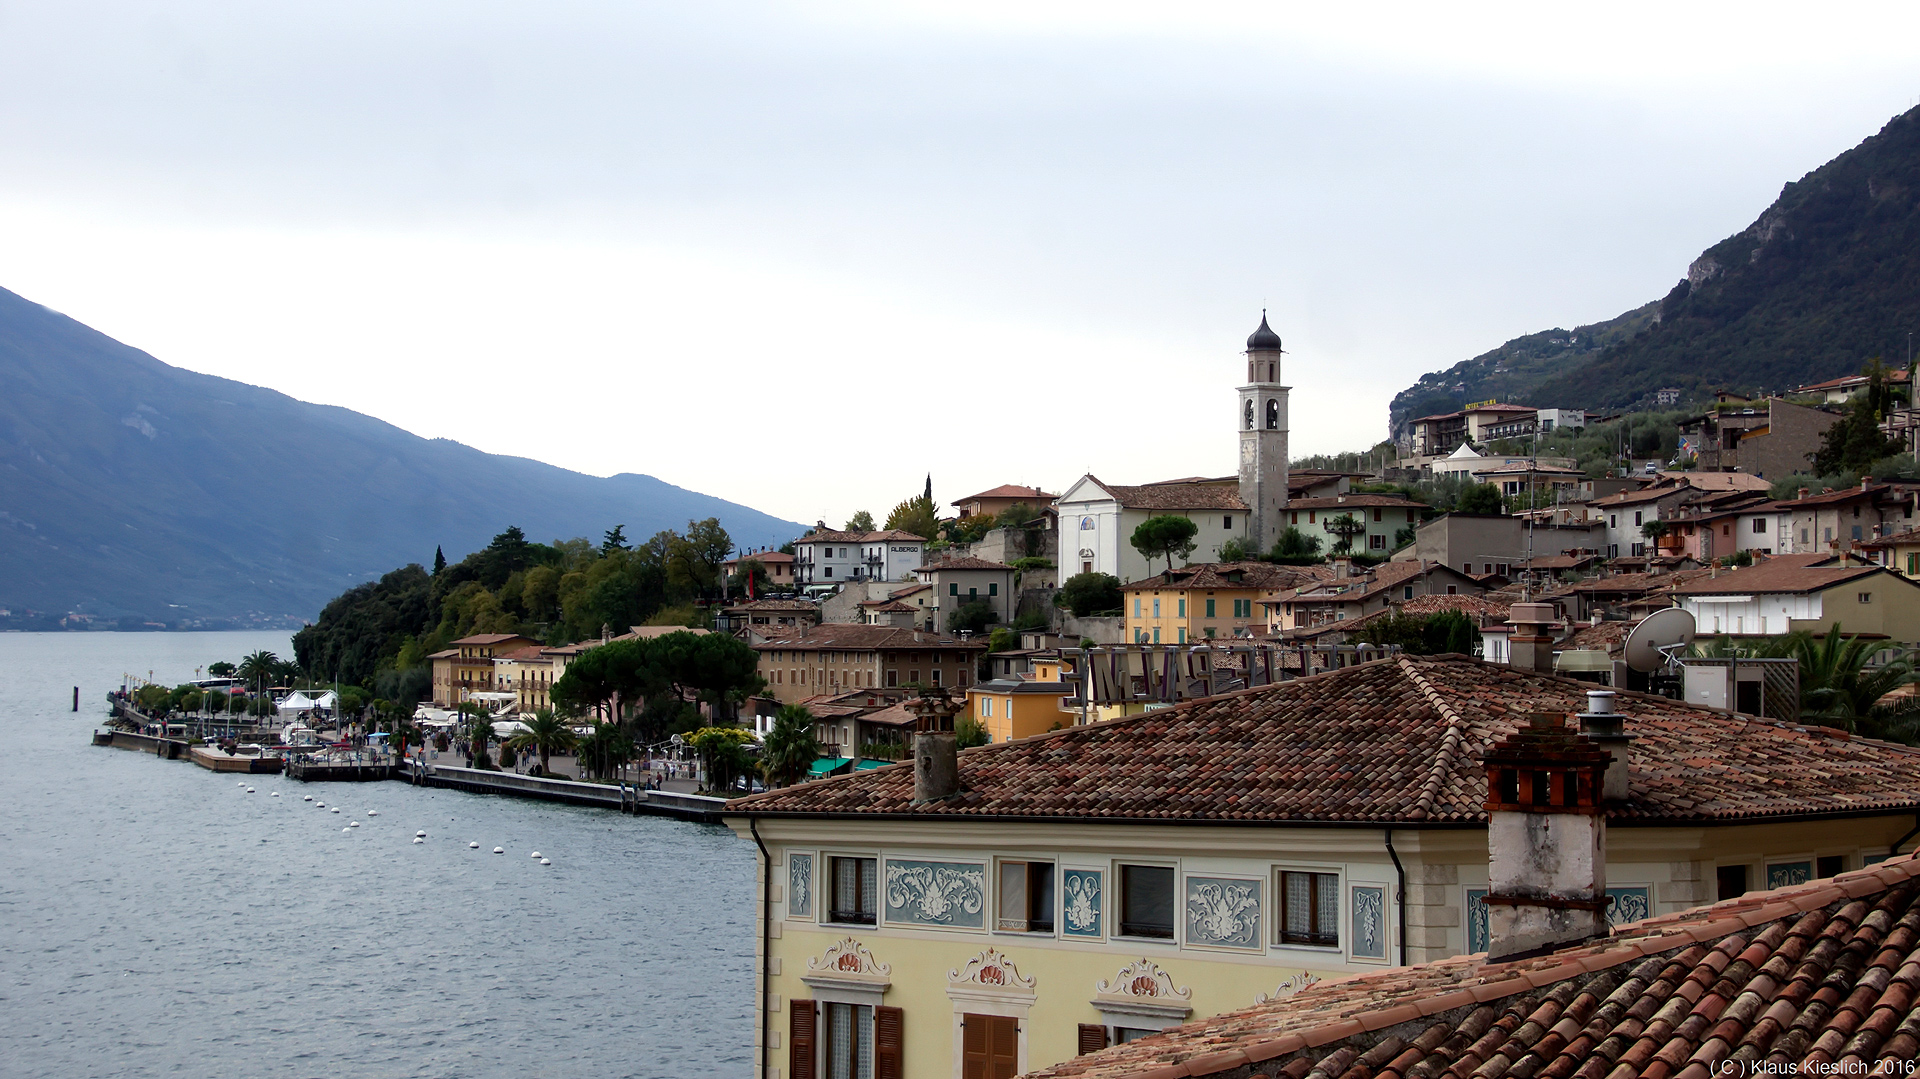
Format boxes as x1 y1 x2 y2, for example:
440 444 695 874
987 1014 1019 1078
875 1005 904 1079
962 1013 989 1079
1078 1024 1109 1056
789 999 816 1079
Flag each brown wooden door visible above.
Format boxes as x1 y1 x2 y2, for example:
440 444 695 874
961 1013 1018 1079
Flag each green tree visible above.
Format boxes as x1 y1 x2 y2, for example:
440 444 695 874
1422 610 1477 654
602 525 629 553
208 660 236 677
237 650 279 692
504 709 578 774
885 495 940 539
1270 526 1324 565
947 601 998 636
1794 626 1916 732
458 702 495 769
666 518 733 597
1055 572 1122 617
1321 513 1368 556
845 510 875 532
1813 363 1907 474
1456 484 1505 515
762 705 821 787
433 545 446 574
1641 519 1670 548
1217 537 1255 562
1130 515 1199 574
575 720 635 780
955 714 989 748
688 726 757 794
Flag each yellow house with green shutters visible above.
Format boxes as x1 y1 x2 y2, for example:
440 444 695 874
966 657 1077 744
1121 562 1327 644
723 655 1920 1079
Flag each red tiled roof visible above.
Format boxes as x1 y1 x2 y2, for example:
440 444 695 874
1121 562 1330 593
1672 561 1891 596
921 556 1015 572
956 484 1057 505
1774 483 1897 508
726 654 1920 823
1103 478 1248 512
728 550 795 564
1026 854 1920 1078
1463 401 1537 413
749 625 984 653
1282 495 1428 510
798 529 928 544
1564 568 1713 595
724 599 820 613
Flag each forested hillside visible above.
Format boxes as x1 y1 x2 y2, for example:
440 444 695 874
1391 105 1920 429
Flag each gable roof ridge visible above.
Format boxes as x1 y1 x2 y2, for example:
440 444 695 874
1398 655 1468 821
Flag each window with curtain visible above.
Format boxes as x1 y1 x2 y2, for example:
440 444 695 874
1277 870 1339 946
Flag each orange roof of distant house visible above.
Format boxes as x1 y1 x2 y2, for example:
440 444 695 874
955 484 1056 505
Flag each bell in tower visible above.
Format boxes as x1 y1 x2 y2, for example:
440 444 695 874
1237 312 1290 556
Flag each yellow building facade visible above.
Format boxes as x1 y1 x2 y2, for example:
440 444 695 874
966 658 1076 743
1121 562 1321 644
726 654 1920 1079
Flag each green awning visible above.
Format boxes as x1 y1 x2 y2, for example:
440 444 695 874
854 758 893 771
808 757 851 777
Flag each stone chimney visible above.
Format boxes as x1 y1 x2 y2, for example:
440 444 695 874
1483 712 1612 960
1332 557 1353 579
906 690 963 802
1505 602 1558 673
1798 488 1810 500
1576 690 1634 801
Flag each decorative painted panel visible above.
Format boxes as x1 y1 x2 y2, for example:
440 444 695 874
1184 876 1262 950
788 853 813 920
882 859 986 928
1605 886 1650 927
1466 889 1490 955
1062 869 1104 938
1350 885 1387 960
1768 862 1812 890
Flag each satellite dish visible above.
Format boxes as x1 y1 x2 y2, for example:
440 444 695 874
1623 608 1696 673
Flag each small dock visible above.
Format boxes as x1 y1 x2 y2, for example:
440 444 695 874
286 758 395 782
98 729 191 759
402 762 727 822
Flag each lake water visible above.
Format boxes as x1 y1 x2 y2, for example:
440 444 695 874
0 632 754 1079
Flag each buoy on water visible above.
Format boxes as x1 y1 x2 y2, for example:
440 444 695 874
303 795 313 802
530 851 541 859
469 842 479 849
330 807 340 814
413 837 424 844
540 858 551 866
367 810 378 817
342 827 351 833
245 787 255 793
492 847 504 854
271 792 280 797
349 821 360 828
416 830 427 838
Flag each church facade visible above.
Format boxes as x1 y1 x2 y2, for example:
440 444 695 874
1054 315 1292 583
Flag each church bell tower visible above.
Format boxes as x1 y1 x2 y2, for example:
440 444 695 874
1237 312 1290 555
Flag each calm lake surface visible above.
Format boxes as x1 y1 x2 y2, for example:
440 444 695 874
0 632 754 1079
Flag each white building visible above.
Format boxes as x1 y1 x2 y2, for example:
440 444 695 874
793 529 927 585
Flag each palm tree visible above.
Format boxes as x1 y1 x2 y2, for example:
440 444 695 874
237 650 278 695
762 705 820 788
457 702 494 768
575 721 634 781
1794 626 1917 732
505 709 578 775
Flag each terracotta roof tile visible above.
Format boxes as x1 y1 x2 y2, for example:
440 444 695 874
748 625 983 653
726 654 1920 823
1024 857 1920 1079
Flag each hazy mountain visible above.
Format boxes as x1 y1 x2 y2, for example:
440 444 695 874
0 285 804 626
1391 105 1920 431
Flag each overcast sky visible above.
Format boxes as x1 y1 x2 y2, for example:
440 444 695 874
2 2 1917 531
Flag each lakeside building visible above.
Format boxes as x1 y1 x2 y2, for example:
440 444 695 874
724 653 1920 1079
1670 556 1920 643
725 549 798 589
428 633 537 706
965 655 1077 744
955 485 1058 521
752 625 988 704
914 557 1017 634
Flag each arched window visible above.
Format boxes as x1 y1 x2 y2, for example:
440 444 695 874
1244 399 1255 430
1265 399 1280 430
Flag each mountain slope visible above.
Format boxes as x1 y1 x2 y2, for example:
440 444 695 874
1391 105 1920 430
0 285 804 624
